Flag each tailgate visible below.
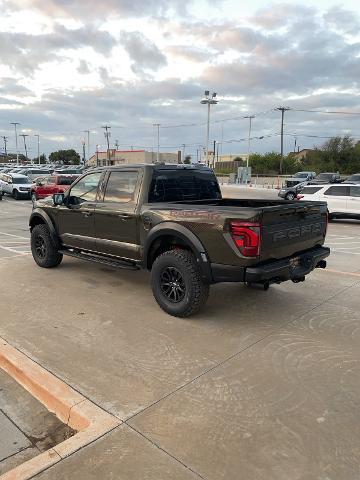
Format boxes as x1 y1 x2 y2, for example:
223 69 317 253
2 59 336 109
260 202 327 261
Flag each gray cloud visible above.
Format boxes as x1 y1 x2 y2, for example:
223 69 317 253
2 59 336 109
120 32 167 73
4 0 197 20
0 23 116 74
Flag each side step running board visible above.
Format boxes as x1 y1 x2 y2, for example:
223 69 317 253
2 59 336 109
59 249 140 270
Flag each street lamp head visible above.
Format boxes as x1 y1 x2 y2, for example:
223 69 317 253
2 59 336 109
212 92 217 98
204 90 209 96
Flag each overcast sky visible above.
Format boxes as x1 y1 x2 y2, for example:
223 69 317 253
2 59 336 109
1 0 360 160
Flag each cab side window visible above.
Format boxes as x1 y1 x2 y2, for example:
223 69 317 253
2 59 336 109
103 171 139 203
324 186 349 196
70 172 102 203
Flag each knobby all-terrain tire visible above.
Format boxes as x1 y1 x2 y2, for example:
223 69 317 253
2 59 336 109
31 224 63 268
151 249 209 318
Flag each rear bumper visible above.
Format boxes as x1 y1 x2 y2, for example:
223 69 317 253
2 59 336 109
211 246 330 284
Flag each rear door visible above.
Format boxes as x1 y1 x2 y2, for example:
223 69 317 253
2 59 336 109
347 186 360 215
322 185 349 214
94 169 141 260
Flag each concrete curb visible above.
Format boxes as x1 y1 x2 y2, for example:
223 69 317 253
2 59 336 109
0 338 121 480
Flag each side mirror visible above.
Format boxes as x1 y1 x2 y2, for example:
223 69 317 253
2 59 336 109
53 193 64 206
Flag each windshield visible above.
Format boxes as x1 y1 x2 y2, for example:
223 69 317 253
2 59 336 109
316 173 333 179
13 177 31 184
294 173 308 178
149 169 221 203
347 175 360 181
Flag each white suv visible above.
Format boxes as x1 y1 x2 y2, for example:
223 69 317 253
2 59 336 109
0 173 33 200
299 184 360 220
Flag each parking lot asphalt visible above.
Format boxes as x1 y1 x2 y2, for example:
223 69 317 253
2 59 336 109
0 192 359 479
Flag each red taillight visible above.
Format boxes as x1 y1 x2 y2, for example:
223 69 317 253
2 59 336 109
230 221 261 257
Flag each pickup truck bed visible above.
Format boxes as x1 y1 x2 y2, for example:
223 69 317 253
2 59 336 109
29 164 330 317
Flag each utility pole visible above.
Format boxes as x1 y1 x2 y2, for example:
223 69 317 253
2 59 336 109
82 140 86 164
20 134 29 161
102 125 111 165
182 143 186 163
96 144 100 167
34 134 40 164
213 140 216 168
83 130 90 160
276 107 290 174
245 115 255 168
2 136 8 156
10 122 20 165
200 91 218 166
153 123 161 163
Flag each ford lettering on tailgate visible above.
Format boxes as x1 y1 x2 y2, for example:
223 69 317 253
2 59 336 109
273 223 323 242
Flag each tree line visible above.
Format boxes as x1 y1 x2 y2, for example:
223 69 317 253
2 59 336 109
216 135 360 175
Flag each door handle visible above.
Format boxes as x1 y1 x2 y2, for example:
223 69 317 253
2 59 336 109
118 213 131 220
82 211 93 218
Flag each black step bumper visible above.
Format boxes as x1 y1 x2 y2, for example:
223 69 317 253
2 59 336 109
211 246 330 284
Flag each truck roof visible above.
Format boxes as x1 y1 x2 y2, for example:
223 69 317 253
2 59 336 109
89 163 213 172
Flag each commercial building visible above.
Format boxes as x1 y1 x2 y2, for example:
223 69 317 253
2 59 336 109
87 149 180 167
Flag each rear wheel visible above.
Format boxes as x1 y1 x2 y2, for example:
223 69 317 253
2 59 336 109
151 249 209 317
31 224 63 268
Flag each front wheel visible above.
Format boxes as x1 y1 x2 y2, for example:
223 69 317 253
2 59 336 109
31 192 37 203
285 192 295 200
151 250 209 317
31 224 63 268
13 189 20 200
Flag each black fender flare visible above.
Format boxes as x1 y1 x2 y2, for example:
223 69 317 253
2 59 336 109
144 222 212 282
29 209 59 247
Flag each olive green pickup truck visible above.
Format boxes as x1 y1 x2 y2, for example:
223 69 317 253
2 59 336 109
29 164 330 317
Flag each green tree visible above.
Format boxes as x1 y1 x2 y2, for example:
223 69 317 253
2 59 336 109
32 154 47 164
184 155 191 164
49 149 80 165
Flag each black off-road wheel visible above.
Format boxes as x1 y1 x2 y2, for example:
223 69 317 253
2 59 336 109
285 192 295 201
151 249 209 318
31 224 63 268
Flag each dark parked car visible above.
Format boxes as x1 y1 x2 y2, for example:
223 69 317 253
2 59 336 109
285 171 316 188
343 174 360 184
309 172 342 185
30 164 330 317
278 181 308 200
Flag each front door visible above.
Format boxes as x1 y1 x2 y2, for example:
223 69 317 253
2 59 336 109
323 185 349 214
347 185 360 215
58 171 103 251
94 169 141 260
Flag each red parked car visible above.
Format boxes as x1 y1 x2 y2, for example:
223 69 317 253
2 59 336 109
31 174 79 202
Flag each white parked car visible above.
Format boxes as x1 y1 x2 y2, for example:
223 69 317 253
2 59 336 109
0 173 33 200
299 184 360 220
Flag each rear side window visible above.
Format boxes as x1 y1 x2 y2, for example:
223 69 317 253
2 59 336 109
301 186 323 194
103 171 139 203
324 186 349 196
149 169 221 202
350 186 360 197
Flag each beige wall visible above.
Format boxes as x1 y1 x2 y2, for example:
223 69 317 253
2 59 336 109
88 150 179 167
216 154 248 163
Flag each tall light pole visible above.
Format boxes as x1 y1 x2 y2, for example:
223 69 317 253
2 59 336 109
34 134 40 164
245 115 255 168
153 123 161 163
10 122 20 165
20 134 29 161
200 91 218 166
276 106 290 174
83 130 90 160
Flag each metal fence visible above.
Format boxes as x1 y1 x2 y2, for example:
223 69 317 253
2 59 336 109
216 174 289 190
